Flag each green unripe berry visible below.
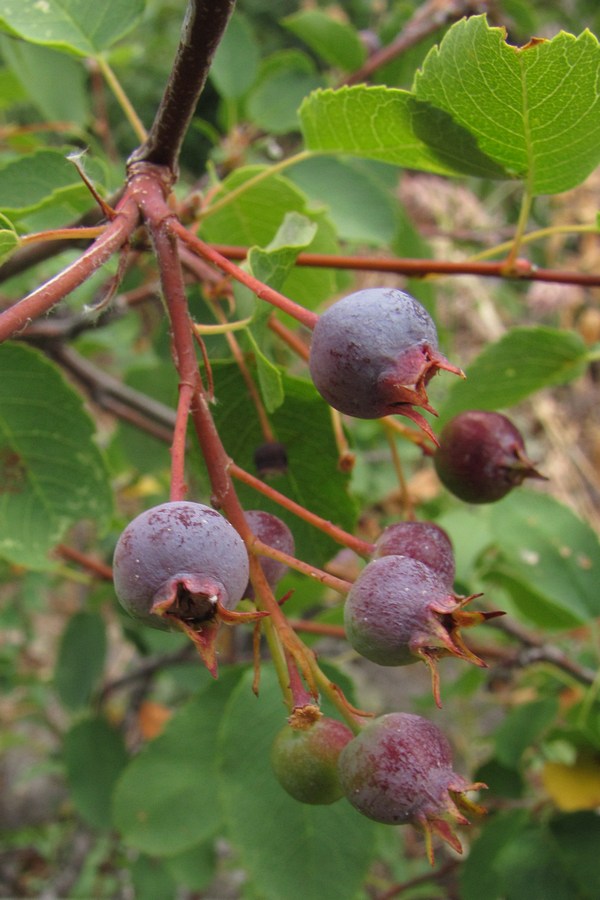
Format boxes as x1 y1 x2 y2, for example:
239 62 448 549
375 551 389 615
270 717 354 805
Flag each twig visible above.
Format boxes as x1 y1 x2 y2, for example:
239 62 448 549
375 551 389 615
0 197 139 341
230 461 375 557
342 0 481 86
128 0 236 172
210 244 600 288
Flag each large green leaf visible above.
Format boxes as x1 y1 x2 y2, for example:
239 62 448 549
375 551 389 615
218 666 377 900
464 812 587 900
247 50 324 135
0 36 90 126
283 10 366 72
440 327 589 421
299 86 462 175
0 0 144 57
0 148 105 222
210 12 259 100
485 491 600 627
494 698 559 768
112 669 241 855
414 16 600 195
54 610 107 709
288 156 398 246
0 343 113 567
64 716 128 830
209 363 357 569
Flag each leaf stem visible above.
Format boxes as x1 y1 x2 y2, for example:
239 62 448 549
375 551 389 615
97 56 148 144
171 221 319 328
199 149 314 220
503 185 534 271
230 462 374 557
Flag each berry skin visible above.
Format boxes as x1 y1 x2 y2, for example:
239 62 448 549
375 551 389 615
308 288 463 439
434 410 544 504
113 501 262 674
344 555 501 706
244 509 295 594
271 716 354 805
338 713 485 861
373 521 455 589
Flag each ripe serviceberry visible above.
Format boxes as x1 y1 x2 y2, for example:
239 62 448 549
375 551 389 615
344 555 502 706
434 410 544 503
373 520 455 588
308 288 463 440
244 509 295 597
338 713 485 861
113 501 263 674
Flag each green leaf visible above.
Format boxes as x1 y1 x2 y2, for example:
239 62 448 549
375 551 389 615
0 0 145 57
288 156 398 246
414 16 600 194
218 667 377 900
0 214 19 263
460 809 530 900
245 330 284 413
299 85 461 175
54 610 107 709
486 491 600 627
112 669 242 856
499 824 582 899
283 10 366 72
130 857 178 900
247 51 324 135
248 211 318 292
440 327 589 421
210 363 357 568
0 148 105 221
0 343 113 567
201 167 338 308
163 840 216 892
494 698 559 768
63 715 128 829
0 36 90 126
550 813 600 897
210 12 260 100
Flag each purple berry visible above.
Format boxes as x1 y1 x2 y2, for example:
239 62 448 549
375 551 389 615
373 521 455 588
338 713 485 860
344 555 501 706
434 410 544 504
244 509 295 595
308 288 462 438
113 501 256 674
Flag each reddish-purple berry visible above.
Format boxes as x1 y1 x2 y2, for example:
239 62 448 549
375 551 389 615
434 410 544 503
338 713 485 860
244 509 295 595
373 521 455 588
308 288 463 440
344 555 501 706
113 501 262 674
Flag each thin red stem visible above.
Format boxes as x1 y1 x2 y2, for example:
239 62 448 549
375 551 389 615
251 537 352 595
211 244 600 288
170 221 319 329
0 197 139 342
230 462 374 557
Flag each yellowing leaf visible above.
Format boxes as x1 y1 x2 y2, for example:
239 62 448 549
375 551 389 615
542 758 600 811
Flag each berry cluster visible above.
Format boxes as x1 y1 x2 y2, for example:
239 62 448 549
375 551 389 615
113 287 542 861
